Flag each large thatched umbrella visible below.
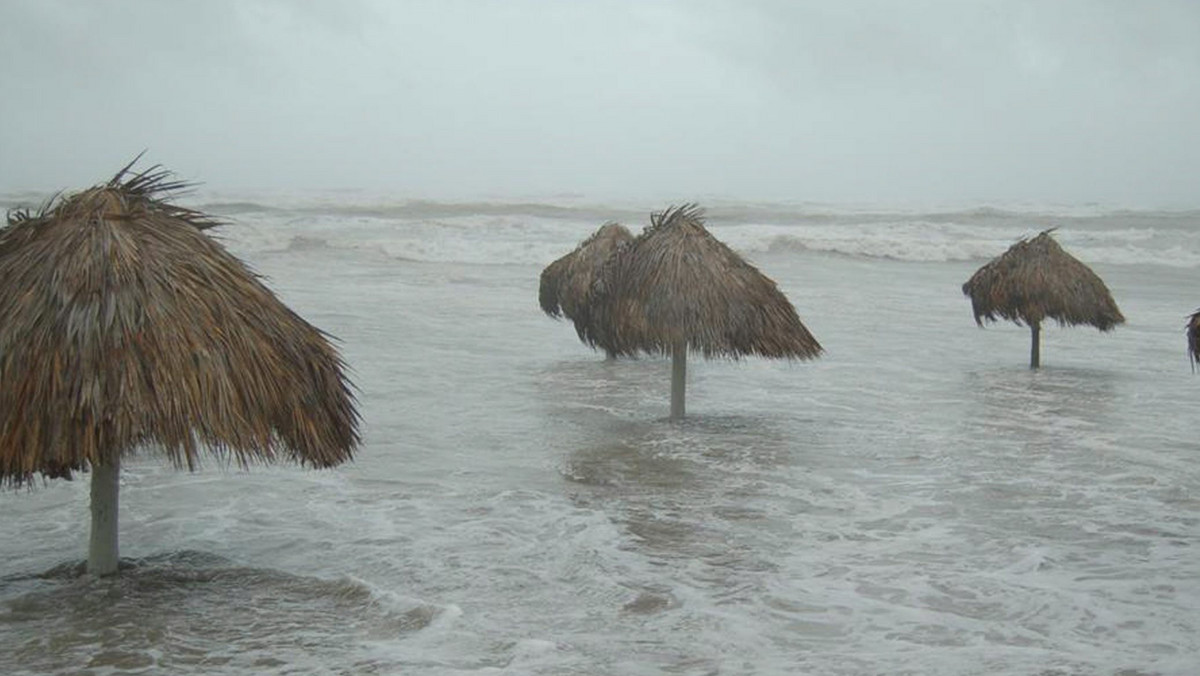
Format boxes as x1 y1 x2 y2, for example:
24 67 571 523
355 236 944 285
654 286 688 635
1186 310 1200 370
580 204 822 420
0 163 360 576
962 229 1124 368
539 222 634 357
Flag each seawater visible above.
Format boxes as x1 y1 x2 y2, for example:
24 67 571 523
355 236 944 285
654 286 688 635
0 194 1197 675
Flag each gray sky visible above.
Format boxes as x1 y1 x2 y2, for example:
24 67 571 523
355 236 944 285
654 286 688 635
2 0 1198 206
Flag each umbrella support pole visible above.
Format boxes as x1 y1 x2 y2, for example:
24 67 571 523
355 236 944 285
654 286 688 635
670 341 686 421
1030 323 1041 369
88 459 120 576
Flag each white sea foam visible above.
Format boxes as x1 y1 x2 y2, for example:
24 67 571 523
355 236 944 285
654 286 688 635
1 193 1197 676
172 193 1200 269
9 188 1196 267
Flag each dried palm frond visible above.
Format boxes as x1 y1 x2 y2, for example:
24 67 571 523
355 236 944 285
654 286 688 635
581 204 822 360
540 222 634 354
540 222 633 318
962 229 1124 330
0 164 359 487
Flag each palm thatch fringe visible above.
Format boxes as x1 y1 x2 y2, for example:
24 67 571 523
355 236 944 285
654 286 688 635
580 204 823 361
962 229 1124 331
6 158 219 233
539 222 633 320
539 256 573 318
0 163 360 488
539 222 633 354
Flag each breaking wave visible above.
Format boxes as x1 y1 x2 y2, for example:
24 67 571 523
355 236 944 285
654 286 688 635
6 190 1198 268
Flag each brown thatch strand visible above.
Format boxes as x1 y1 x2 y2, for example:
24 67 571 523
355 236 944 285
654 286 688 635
1187 310 1200 369
581 204 823 360
539 222 633 320
6 159 221 234
962 229 1124 330
0 164 360 487
538 255 573 318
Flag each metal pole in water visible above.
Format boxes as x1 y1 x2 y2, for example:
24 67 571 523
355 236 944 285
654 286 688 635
88 458 120 576
670 340 686 421
1030 322 1041 369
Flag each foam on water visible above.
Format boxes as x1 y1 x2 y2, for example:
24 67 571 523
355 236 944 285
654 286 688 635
155 193 1200 268
1 193 1197 675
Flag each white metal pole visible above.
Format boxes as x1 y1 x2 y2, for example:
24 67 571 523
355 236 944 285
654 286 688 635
670 340 686 420
87 458 120 576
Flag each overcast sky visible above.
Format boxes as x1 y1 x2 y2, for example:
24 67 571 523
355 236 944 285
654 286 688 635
1 0 1197 206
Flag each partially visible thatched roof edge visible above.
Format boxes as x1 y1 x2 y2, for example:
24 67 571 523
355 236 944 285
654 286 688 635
539 222 634 355
5 157 220 232
1187 310 1200 370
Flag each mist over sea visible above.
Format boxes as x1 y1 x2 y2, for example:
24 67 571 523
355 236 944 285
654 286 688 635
1 192 1197 675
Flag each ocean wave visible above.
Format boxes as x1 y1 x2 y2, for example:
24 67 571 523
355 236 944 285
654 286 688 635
213 207 1200 268
182 194 1200 225
196 201 288 216
186 194 650 225
758 232 1006 263
221 222 1200 270
9 189 1196 268
728 227 1200 266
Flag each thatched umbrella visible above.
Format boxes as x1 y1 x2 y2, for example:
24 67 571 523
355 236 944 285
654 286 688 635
581 204 822 420
0 163 360 576
1186 310 1200 370
539 222 633 357
962 229 1124 368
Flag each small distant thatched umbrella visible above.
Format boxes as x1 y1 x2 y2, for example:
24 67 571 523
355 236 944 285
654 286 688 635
1186 310 1200 370
581 204 822 420
0 162 360 576
539 222 633 357
962 229 1124 368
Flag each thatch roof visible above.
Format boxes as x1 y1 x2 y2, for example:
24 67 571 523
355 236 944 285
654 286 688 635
579 204 823 360
1187 310 1200 370
0 164 360 487
539 222 633 321
962 229 1124 330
